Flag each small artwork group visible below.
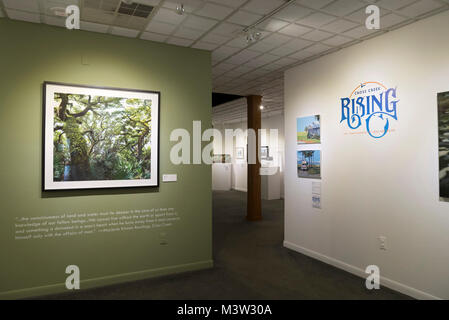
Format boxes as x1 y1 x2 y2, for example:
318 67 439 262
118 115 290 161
297 115 320 144
297 150 321 179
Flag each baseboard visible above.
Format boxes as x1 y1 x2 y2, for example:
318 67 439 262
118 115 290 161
233 187 247 192
283 241 440 300
0 259 213 300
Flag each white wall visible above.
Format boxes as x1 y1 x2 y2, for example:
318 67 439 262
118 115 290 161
213 113 285 196
284 10 449 300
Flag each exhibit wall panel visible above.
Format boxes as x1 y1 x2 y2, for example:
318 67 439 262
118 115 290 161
0 20 212 298
284 10 449 299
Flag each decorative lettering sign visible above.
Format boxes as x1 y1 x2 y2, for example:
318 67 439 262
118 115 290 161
340 81 399 138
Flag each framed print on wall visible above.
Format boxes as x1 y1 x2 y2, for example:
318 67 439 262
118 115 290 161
261 146 269 159
236 147 244 159
438 90 449 198
297 115 320 144
43 82 160 190
297 150 321 179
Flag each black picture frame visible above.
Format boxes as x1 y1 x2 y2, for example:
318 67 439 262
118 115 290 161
261 146 269 159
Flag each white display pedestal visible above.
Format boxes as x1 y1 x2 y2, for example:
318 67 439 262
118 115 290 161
261 166 281 200
212 163 232 191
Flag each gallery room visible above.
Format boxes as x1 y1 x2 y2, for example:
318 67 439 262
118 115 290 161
1 0 449 306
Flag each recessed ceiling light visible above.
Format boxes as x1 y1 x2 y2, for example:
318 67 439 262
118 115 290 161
260 105 264 110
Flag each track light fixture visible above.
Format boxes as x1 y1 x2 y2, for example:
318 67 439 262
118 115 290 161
176 4 185 15
246 29 261 43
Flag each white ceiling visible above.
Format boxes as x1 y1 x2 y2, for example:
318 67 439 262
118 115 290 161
1 0 448 117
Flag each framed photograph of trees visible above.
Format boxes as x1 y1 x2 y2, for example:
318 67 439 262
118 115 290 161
43 82 160 190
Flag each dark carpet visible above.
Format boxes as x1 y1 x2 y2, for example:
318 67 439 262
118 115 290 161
39 190 410 300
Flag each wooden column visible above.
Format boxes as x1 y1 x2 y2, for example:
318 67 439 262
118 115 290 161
247 95 262 221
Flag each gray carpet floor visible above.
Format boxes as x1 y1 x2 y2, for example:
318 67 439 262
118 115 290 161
40 190 410 300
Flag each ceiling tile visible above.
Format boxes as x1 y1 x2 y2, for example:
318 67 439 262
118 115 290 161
192 41 219 51
262 33 292 46
145 20 177 34
274 4 313 22
212 22 243 37
2 0 40 13
212 46 241 61
174 27 205 40
82 8 115 24
289 49 315 60
380 13 408 29
342 25 378 38
245 53 280 68
320 19 359 33
297 12 337 28
153 8 186 24
273 57 299 67
303 43 332 54
397 0 444 17
166 37 194 47
227 10 262 26
114 14 148 30
110 27 139 38
226 49 261 64
321 35 353 46
196 3 234 20
162 0 203 12
270 38 313 55
5 9 40 23
301 29 334 41
202 33 232 45
81 21 110 34
183 15 218 30
207 0 247 7
256 18 289 32
250 39 279 53
226 36 249 48
377 0 417 11
140 31 168 42
243 0 285 15
321 0 366 16
278 23 313 37
215 62 239 72
297 0 334 10
261 63 283 71
224 65 254 77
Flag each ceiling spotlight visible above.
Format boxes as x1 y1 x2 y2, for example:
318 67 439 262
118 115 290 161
176 4 185 15
260 105 264 110
246 30 261 43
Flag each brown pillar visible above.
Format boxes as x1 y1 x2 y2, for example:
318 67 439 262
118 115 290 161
247 95 262 221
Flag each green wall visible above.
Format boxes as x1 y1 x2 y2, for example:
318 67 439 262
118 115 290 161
0 19 212 298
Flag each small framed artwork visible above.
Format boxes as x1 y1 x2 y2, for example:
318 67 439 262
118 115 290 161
43 82 160 190
236 147 244 159
297 150 321 179
439 90 449 198
261 146 269 159
297 115 320 144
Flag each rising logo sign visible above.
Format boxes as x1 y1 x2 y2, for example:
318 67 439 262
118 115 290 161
340 81 399 138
